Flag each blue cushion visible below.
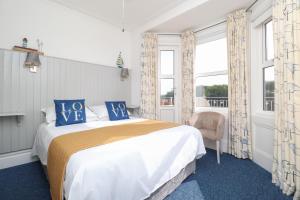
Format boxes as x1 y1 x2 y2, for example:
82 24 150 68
54 99 86 127
105 101 129 121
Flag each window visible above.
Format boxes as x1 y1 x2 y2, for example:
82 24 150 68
265 20 274 60
160 50 174 75
160 78 174 106
160 50 175 106
263 20 275 111
263 66 275 111
195 37 228 108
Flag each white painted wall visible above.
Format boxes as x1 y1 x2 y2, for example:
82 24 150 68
136 0 209 33
130 32 143 106
250 0 274 172
0 0 131 68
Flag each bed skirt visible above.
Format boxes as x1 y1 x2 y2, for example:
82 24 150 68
42 159 196 200
146 160 196 200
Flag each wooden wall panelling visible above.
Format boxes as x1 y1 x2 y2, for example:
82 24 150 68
0 49 131 154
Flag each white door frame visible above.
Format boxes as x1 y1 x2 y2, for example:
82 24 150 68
157 45 181 122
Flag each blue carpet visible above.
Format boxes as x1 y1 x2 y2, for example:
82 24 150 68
0 149 292 200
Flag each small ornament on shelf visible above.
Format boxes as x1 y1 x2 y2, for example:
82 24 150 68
22 38 28 48
13 37 44 55
116 52 124 68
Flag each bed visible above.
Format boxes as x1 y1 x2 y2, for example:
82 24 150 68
32 117 206 200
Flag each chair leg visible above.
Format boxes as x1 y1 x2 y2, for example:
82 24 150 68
220 140 223 154
216 140 220 164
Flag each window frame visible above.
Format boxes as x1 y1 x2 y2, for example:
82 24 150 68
160 50 175 76
263 66 275 111
195 29 228 110
157 46 179 110
250 7 275 115
159 78 175 107
262 19 274 66
262 18 275 112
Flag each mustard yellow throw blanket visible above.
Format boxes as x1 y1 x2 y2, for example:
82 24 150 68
47 120 178 200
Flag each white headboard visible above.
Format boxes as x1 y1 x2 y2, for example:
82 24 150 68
0 49 131 154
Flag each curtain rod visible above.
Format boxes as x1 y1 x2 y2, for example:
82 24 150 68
193 20 226 34
246 0 259 12
157 0 259 36
156 33 181 36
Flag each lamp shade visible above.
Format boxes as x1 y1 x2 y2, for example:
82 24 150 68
120 68 129 80
24 52 41 67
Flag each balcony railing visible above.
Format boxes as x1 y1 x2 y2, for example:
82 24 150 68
196 97 228 108
264 97 274 111
160 97 174 106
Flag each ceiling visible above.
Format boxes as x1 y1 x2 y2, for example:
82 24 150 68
50 0 187 30
150 0 256 32
50 0 256 32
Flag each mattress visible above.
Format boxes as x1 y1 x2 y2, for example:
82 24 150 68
32 118 206 200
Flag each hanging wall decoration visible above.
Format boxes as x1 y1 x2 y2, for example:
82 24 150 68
116 52 124 68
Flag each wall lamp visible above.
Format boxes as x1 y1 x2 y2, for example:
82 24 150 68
120 68 129 81
24 52 41 73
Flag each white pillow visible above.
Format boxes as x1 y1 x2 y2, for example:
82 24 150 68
88 105 109 120
89 105 132 121
41 106 99 124
85 107 100 122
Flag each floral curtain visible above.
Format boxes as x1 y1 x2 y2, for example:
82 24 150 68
140 33 158 119
272 0 300 199
181 31 196 124
227 9 252 159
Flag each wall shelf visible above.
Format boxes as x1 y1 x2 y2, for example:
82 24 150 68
0 113 25 117
0 113 25 124
12 46 44 55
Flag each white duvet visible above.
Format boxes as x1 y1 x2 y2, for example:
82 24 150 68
32 118 206 200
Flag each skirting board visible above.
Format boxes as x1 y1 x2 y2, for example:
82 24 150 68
0 149 38 170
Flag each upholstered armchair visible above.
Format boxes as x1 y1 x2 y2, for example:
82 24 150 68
189 112 225 164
